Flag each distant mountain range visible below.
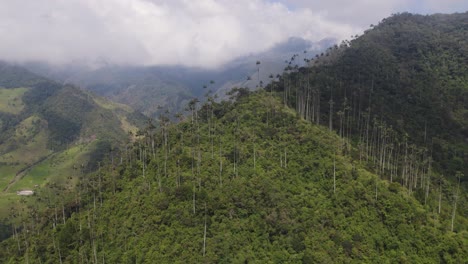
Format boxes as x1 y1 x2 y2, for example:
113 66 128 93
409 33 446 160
23 37 336 117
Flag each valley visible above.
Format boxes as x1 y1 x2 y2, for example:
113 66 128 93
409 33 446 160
0 67 145 223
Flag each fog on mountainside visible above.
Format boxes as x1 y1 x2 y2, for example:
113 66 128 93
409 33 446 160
23 37 336 117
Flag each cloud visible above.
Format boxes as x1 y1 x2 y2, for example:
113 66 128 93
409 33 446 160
0 0 465 68
414 0 468 14
280 0 468 26
0 0 361 68
279 0 408 26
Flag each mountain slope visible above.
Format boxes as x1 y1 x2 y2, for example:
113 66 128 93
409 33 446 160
262 10 468 248
0 63 145 220
0 90 466 263
272 12 467 179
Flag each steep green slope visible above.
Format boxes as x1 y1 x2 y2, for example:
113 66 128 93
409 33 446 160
263 13 468 256
1 91 466 263
270 12 467 181
0 64 145 221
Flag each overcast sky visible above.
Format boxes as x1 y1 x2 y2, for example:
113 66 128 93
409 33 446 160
0 0 466 68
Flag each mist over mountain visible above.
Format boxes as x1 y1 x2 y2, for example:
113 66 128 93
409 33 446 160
24 37 336 117
0 0 359 68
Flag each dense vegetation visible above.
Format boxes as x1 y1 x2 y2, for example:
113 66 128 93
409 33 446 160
264 11 468 246
270 12 467 179
0 12 467 263
0 89 466 263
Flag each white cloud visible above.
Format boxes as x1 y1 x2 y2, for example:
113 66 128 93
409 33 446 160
0 0 465 68
0 0 360 68
282 0 408 25
280 0 468 26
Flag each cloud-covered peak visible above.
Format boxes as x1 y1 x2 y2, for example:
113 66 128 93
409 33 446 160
0 0 357 68
0 0 466 68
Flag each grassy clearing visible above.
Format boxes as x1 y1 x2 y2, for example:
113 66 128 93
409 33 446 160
9 164 47 192
11 142 96 192
0 142 97 219
0 87 29 114
0 164 22 191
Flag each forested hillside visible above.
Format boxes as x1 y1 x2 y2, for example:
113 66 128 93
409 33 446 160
0 12 467 263
0 89 466 263
271 12 468 179
0 63 145 234
266 11 468 243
